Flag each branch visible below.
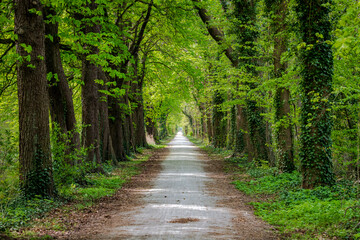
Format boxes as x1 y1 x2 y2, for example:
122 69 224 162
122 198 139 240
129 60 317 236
130 12 145 47
191 0 238 67
129 0 153 57
182 109 192 119
0 39 14 44
139 53 147 86
148 61 174 70
117 2 136 24
0 62 16 97
0 42 15 63
60 43 72 51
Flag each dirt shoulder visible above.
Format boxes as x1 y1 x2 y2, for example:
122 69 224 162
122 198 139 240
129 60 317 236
199 148 278 239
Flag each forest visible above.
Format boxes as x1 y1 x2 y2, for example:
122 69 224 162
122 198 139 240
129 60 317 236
1 0 360 239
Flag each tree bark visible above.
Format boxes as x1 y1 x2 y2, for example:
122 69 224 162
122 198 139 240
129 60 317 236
98 68 116 162
199 103 207 140
206 104 213 143
134 55 148 148
297 0 335 188
266 0 295 172
81 0 101 163
108 90 126 161
132 84 147 147
192 0 238 67
122 91 133 154
15 0 55 198
44 7 79 163
213 90 227 148
133 90 147 147
145 107 159 144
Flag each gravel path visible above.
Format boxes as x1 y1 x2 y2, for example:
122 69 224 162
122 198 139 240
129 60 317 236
90 132 275 239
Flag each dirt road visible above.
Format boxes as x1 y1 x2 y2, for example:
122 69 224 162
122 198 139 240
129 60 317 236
85 132 275 239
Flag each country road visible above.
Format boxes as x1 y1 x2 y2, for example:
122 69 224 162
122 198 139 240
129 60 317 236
89 132 275 240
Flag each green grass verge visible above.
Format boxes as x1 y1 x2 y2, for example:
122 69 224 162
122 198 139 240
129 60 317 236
241 176 360 239
188 136 360 239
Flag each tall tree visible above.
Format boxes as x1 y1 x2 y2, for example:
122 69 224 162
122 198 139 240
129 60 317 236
132 53 148 148
265 0 295 173
213 88 227 148
192 0 269 161
231 0 268 162
297 0 335 188
108 0 153 157
79 0 101 163
15 0 55 198
44 7 80 162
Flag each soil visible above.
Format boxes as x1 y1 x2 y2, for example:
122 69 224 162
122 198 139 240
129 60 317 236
25 133 277 239
201 145 277 239
168 218 200 224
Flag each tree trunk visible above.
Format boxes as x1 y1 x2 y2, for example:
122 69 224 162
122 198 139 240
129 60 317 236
108 91 126 161
213 90 227 148
235 104 253 159
107 60 127 160
266 0 295 172
275 88 294 171
122 91 133 154
297 0 335 188
206 106 213 143
133 88 147 148
231 0 269 163
199 103 207 140
98 68 116 162
44 7 79 163
81 0 101 163
15 0 55 198
145 109 159 144
131 56 147 148
159 112 169 139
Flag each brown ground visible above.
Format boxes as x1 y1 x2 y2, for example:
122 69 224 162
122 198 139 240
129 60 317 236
200 148 277 239
18 143 278 239
168 218 200 224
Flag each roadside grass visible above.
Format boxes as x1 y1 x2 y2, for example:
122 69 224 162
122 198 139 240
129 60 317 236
0 140 169 239
188 136 360 239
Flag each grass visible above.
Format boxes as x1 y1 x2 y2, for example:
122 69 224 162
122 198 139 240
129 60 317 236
188 136 360 240
58 157 148 202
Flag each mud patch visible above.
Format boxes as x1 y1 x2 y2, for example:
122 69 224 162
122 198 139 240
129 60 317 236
168 217 200 224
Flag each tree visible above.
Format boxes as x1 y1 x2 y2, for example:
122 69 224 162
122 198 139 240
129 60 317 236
297 0 335 188
265 0 295 173
193 0 269 161
78 0 102 163
44 6 80 162
15 0 55 198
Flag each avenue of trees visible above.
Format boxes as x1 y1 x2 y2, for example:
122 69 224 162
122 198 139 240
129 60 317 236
0 0 359 203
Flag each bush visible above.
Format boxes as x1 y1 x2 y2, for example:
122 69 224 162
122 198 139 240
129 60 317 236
51 124 97 189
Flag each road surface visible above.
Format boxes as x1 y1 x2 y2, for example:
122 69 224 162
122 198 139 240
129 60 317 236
92 132 274 239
